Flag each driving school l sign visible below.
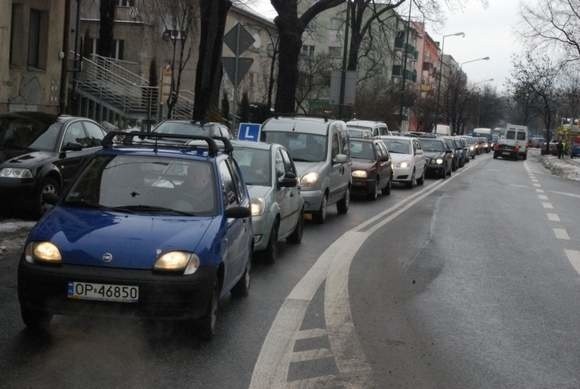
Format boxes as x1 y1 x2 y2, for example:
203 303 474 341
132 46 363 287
238 123 261 142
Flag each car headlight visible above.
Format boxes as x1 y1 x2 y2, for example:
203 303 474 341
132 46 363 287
0 168 33 178
25 242 62 264
251 198 265 217
470 146 474 151
352 170 368 178
398 162 409 169
154 251 199 274
300 172 319 188
436 158 443 165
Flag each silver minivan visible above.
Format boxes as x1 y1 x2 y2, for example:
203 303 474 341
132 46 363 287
262 116 351 224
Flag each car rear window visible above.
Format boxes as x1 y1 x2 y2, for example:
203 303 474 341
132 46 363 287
349 141 376 160
506 130 516 140
233 147 272 186
517 132 526 140
65 155 217 216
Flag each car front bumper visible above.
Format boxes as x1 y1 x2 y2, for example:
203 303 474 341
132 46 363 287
392 167 412 182
300 189 323 212
426 164 445 175
351 177 376 194
252 214 272 251
18 259 216 320
0 178 37 205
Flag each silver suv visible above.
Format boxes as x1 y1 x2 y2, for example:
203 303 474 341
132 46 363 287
262 116 351 224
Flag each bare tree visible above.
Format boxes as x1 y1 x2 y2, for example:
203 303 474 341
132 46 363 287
295 53 336 113
270 0 344 113
521 0 580 63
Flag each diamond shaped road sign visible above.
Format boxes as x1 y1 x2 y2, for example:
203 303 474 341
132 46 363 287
223 57 254 87
224 23 255 56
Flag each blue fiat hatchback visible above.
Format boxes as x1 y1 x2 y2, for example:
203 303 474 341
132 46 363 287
18 132 252 339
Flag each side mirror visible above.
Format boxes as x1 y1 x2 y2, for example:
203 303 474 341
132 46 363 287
224 206 251 219
42 192 59 206
63 142 83 152
333 154 348 164
279 173 298 188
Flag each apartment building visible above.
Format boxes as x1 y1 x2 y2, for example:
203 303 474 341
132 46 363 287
0 0 67 113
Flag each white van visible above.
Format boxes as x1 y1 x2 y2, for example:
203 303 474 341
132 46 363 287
435 124 451 136
493 124 529 160
346 120 390 139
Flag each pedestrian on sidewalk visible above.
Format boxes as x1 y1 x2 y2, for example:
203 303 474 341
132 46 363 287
557 139 564 159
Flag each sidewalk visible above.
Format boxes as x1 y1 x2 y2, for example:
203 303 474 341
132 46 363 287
533 149 580 182
0 220 35 258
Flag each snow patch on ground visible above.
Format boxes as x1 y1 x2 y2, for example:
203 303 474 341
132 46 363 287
540 155 580 182
0 220 34 257
0 221 36 234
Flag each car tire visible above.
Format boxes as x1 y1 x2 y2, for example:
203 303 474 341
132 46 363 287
313 194 328 224
262 221 279 264
197 282 219 341
382 177 392 196
407 170 416 189
337 187 350 215
231 258 251 298
493 153 498 159
37 177 60 216
21 307 52 331
523 153 528 160
417 170 425 186
287 209 304 244
367 182 379 201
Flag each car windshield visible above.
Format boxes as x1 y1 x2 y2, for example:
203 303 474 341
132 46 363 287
347 128 371 139
64 155 217 216
0 116 61 151
506 130 516 140
517 132 526 140
264 131 327 162
349 141 375 160
420 140 444 152
382 139 411 154
233 147 272 186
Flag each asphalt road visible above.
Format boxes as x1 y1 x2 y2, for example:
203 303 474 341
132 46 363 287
1 152 579 388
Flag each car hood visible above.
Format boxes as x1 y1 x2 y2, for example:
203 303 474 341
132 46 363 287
390 154 412 163
29 206 217 270
294 161 327 177
424 151 444 160
351 159 375 171
0 149 57 168
247 185 273 201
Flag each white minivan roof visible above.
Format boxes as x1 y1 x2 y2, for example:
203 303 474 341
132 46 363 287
347 120 387 129
262 116 341 135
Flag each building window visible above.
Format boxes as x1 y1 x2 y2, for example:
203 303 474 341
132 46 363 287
9 4 21 66
328 46 341 58
85 38 125 60
28 9 49 69
302 45 315 57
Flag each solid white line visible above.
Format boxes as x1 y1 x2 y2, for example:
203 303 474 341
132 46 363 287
542 202 554 209
249 158 484 389
547 213 561 222
553 228 570 240
565 250 580 275
536 189 544 193
549 190 580 200
538 194 549 200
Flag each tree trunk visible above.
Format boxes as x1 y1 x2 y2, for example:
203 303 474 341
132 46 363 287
274 27 302 113
193 0 231 121
98 0 116 58
267 39 279 109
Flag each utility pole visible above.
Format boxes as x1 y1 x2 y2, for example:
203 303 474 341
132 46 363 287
59 0 72 115
398 0 412 132
338 0 351 120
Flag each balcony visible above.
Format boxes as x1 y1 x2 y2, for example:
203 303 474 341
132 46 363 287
392 66 417 82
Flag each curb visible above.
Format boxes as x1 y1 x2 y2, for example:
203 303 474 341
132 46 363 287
536 152 580 182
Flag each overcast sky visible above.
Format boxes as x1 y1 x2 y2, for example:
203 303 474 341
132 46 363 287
249 0 523 92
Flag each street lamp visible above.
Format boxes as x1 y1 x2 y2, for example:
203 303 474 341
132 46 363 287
474 78 494 86
435 32 465 124
460 56 490 69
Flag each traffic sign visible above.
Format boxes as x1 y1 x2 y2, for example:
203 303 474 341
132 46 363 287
224 23 255 55
238 123 261 142
223 57 254 87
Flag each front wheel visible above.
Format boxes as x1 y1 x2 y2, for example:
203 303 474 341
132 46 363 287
382 177 392 196
407 170 416 189
313 194 328 224
287 209 304 244
197 282 219 340
417 169 425 186
37 177 60 216
21 307 52 331
367 182 379 201
337 187 350 215
262 222 279 264
231 259 251 298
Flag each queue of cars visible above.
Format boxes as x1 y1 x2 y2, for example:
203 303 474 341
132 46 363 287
3 112 480 340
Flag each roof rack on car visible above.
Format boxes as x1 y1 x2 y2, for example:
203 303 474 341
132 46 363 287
271 112 331 122
101 131 220 157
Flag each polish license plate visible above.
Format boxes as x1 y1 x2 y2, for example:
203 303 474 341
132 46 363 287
67 282 139 303
502 151 511 155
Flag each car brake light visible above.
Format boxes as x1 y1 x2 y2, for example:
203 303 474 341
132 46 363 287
494 144 500 151
514 145 520 152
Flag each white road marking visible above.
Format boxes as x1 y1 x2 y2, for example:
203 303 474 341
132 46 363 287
249 158 484 389
534 183 542 188
536 189 544 193
542 202 554 209
294 328 327 340
547 213 561 222
510 184 530 189
553 228 570 240
565 250 580 275
290 349 334 363
549 190 580 200
538 195 549 200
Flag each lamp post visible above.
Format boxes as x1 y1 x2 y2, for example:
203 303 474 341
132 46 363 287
460 56 490 69
338 0 351 119
398 0 413 132
435 32 465 124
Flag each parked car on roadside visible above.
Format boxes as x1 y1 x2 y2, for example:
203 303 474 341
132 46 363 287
379 136 426 188
232 141 304 263
262 116 351 224
420 137 453 179
0 112 106 216
453 137 468 167
349 138 392 200
441 137 460 171
153 120 232 139
462 136 477 160
18 132 252 340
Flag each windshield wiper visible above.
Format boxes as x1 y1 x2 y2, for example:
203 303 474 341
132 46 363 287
63 199 105 209
111 205 195 216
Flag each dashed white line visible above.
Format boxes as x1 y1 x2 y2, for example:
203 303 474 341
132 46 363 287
565 250 580 275
547 213 561 222
534 183 542 188
553 228 570 240
536 189 544 193
538 195 549 200
542 202 554 209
